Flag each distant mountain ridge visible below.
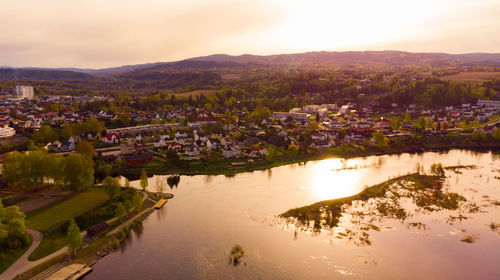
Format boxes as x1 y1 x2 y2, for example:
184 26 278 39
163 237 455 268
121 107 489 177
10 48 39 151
2 50 500 80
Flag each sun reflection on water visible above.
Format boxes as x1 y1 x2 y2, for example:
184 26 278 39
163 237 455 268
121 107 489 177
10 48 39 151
309 158 363 200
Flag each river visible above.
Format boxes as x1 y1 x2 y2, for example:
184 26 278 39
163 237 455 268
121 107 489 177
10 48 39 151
85 150 500 279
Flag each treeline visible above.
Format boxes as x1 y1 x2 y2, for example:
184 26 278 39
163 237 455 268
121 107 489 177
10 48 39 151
32 118 106 145
7 69 498 116
0 199 29 257
2 151 94 191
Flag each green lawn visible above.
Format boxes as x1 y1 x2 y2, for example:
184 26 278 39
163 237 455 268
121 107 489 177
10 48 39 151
26 188 108 232
28 231 66 261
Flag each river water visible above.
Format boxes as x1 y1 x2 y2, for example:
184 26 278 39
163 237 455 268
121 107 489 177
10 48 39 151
85 150 500 279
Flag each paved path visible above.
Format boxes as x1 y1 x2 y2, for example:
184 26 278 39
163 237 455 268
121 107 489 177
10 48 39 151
0 231 88 280
107 192 153 236
1 192 152 279
1 229 43 280
106 207 154 236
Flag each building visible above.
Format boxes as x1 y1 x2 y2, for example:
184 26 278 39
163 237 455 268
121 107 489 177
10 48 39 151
478 100 500 110
0 125 15 138
15 86 34 100
187 117 223 128
102 132 120 144
272 112 290 120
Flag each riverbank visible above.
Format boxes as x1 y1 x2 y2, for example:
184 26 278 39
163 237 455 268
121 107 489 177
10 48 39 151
116 135 500 179
11 191 167 280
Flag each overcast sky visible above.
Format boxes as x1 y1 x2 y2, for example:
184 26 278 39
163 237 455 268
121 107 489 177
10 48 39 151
1 0 499 68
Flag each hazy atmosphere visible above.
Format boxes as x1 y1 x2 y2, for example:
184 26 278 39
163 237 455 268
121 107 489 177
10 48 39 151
1 0 499 68
1 1 499 279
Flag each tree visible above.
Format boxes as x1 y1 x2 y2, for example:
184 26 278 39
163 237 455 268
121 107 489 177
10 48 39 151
430 163 445 177
63 153 94 191
403 113 412 122
493 129 500 140
372 131 389 148
124 178 131 188
115 202 126 219
66 219 82 255
102 176 121 200
27 140 37 151
75 140 94 158
416 116 426 130
87 117 106 134
140 169 148 192
155 176 165 196
33 125 57 144
390 117 402 130
119 113 131 126
0 202 28 244
60 125 73 140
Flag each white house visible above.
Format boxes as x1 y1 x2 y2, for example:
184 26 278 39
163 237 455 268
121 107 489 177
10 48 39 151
222 146 239 158
0 125 15 138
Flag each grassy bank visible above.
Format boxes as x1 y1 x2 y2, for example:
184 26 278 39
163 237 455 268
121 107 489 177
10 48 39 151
26 188 108 232
116 135 500 178
28 231 66 261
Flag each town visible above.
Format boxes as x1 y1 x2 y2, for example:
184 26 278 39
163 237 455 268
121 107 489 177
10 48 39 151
1 82 499 177
1 53 500 280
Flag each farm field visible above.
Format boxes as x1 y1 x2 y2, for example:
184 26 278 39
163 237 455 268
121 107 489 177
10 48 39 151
440 71 500 82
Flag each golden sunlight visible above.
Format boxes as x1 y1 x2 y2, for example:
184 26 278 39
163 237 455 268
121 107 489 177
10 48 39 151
309 159 363 200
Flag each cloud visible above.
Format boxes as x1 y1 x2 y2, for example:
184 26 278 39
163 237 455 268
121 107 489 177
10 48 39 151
0 0 498 68
0 0 288 68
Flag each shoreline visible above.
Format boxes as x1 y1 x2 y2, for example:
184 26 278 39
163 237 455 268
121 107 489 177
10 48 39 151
116 144 500 180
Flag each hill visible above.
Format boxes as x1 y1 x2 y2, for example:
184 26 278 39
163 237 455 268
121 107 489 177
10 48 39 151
0 68 93 81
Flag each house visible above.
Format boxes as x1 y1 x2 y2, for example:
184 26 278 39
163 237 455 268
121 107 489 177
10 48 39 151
221 136 233 147
356 121 371 129
46 140 62 150
168 141 182 151
187 117 223 128
84 221 109 241
376 121 391 130
246 146 268 157
154 139 167 148
345 134 365 143
184 145 200 156
401 122 413 130
82 131 98 140
311 140 330 149
69 135 81 144
289 112 309 121
272 112 290 121
222 145 239 158
0 125 15 138
59 141 75 152
175 131 188 138
103 133 120 144
208 138 221 149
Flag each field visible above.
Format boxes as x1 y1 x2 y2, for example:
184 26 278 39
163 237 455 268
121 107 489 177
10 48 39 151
440 71 500 82
221 73 241 81
28 231 66 261
173 89 217 98
26 188 108 232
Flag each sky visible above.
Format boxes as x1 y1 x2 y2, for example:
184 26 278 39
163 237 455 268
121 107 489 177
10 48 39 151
0 0 499 68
